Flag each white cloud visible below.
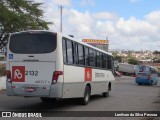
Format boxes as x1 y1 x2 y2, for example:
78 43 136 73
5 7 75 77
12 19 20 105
66 9 96 37
93 12 119 21
52 0 71 6
145 10 160 27
36 0 160 50
64 10 160 50
96 21 116 35
116 17 156 36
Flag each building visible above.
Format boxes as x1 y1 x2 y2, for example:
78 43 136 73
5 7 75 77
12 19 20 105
82 39 109 52
0 47 6 53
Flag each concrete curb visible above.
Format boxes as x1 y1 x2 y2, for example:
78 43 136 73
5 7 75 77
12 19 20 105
0 76 6 90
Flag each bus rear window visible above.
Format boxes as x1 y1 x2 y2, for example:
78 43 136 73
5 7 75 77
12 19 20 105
9 32 57 54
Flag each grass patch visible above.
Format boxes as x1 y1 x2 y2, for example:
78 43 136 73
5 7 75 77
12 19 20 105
0 89 6 94
0 63 6 76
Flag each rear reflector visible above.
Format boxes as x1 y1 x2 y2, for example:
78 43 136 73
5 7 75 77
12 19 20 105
52 71 63 84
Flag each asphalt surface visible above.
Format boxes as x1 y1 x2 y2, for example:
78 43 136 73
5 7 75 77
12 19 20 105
0 76 160 120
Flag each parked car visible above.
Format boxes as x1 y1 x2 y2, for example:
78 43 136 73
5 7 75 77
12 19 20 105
135 65 159 85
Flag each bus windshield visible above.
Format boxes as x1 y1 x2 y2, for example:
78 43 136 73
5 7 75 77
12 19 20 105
136 65 150 73
9 32 57 54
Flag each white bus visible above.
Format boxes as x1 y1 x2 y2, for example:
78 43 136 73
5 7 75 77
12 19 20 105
6 30 115 105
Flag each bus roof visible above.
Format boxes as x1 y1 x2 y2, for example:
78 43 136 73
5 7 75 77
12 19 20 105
10 30 113 57
57 33 112 56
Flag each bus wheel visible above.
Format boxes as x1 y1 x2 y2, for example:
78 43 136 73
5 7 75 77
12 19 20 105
40 97 57 103
151 80 153 85
103 92 109 98
103 85 110 98
155 82 158 85
80 85 90 105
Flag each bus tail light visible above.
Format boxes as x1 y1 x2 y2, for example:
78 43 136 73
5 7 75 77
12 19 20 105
6 70 11 82
148 75 150 80
52 71 63 84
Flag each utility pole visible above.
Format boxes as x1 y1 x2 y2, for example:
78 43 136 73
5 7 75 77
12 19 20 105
106 35 109 52
59 5 63 33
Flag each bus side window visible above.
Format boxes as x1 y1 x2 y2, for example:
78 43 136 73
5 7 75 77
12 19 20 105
107 55 111 70
73 42 77 64
111 57 115 74
85 47 89 66
102 54 107 69
95 51 97 67
77 44 85 66
96 51 100 68
94 50 96 67
62 39 67 63
99 52 102 68
89 48 94 67
66 40 74 64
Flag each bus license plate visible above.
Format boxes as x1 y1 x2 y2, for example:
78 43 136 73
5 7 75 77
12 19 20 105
25 87 35 92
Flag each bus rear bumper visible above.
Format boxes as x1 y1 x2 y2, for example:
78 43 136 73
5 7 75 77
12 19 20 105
49 83 63 98
6 82 63 98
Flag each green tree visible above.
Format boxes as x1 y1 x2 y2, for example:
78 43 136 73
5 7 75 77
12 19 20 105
153 50 160 55
114 55 122 62
0 0 52 49
128 58 139 65
112 51 118 56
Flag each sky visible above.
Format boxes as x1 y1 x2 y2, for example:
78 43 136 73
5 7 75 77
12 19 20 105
36 0 160 50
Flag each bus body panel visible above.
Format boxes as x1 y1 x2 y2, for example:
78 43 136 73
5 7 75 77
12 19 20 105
55 34 64 75
9 62 55 96
62 65 85 98
62 65 115 98
91 69 114 95
48 34 64 98
49 83 63 98
6 52 56 62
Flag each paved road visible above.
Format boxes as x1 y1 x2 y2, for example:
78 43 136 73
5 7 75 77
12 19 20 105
0 76 160 119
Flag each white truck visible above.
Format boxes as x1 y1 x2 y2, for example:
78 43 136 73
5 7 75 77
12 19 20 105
118 63 136 76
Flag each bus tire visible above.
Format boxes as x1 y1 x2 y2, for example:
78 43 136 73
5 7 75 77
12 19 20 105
102 91 109 98
80 85 90 105
103 83 110 98
138 83 142 85
155 82 158 85
40 97 57 103
151 80 153 85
